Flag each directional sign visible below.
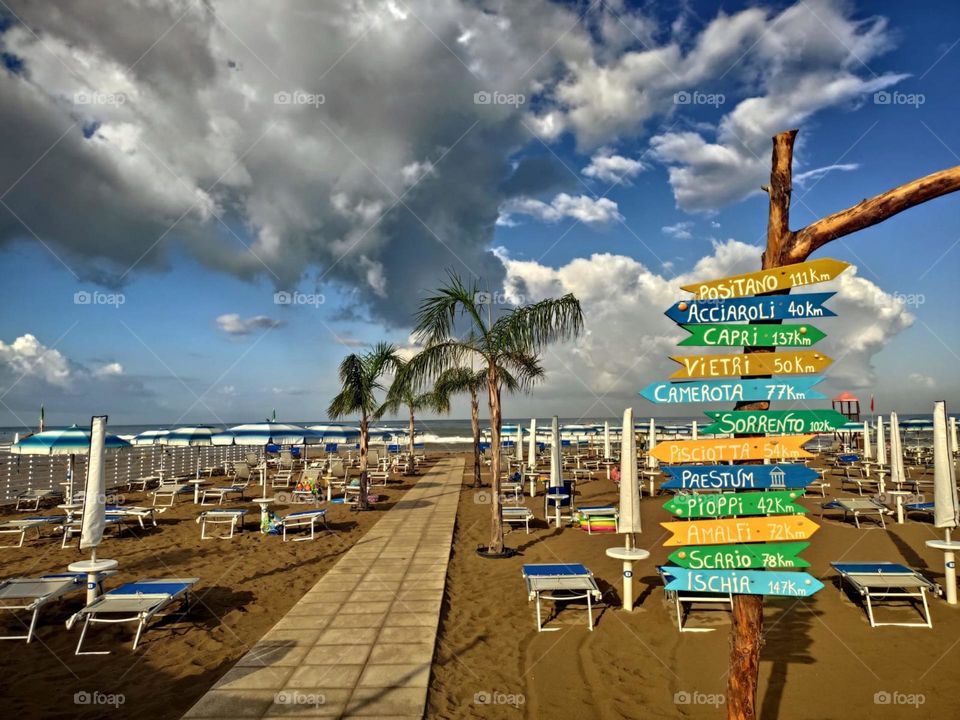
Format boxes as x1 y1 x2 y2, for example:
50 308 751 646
661 464 818 490
664 293 836 324
649 436 815 463
639 377 827 404
681 258 850 299
700 409 849 435
662 567 824 597
669 351 832 379
661 515 820 546
664 491 806 518
668 542 811 569
678 324 826 348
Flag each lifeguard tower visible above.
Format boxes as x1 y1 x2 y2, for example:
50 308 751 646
832 391 860 422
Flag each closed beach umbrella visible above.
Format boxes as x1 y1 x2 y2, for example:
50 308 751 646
863 420 872 460
527 419 537 468
646 418 658 469
79 417 108 553
889 413 906 489
691 420 698 441
516 425 523 463
619 408 641 534
603 421 611 460
930 401 960 604
549 416 561 488
876 416 887 466
950 416 958 454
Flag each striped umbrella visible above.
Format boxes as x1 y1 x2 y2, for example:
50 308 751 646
162 426 221 479
132 429 171 479
215 422 309 446
11 425 131 500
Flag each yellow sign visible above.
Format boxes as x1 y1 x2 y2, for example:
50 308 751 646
681 258 850 299
669 351 831 379
661 515 820 546
649 435 815 463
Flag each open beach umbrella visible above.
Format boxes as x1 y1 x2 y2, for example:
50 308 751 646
862 420 872 460
217 421 308 446
930 401 960 604
549 416 561 488
11 425 131 500
889 413 906 489
163 425 221 479
132 428 171 479
603 421 611 460
876 415 887 466
527 419 537 468
646 418 658 469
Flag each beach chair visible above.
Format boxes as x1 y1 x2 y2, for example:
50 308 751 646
576 505 620 534
820 498 891 528
904 501 935 520
0 515 67 548
62 514 127 548
658 566 733 633
522 564 602 631
201 467 251 505
831 562 938 628
502 506 535 534
127 475 160 492
278 508 329 542
292 467 324 504
0 572 112 643
322 460 346 502
152 480 192 507
15 487 62 512
105 505 162 530
271 468 294 488
68 577 199 654
196 508 249 539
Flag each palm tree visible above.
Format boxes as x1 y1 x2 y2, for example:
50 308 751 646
434 365 522 489
403 274 583 555
327 342 402 511
385 360 451 474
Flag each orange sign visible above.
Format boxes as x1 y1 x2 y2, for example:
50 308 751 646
661 515 820 547
669 351 831 379
649 435 815 463
681 258 850 299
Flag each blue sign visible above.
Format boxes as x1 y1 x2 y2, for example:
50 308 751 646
661 464 818 490
663 567 824 597
639 377 826 404
664 293 836 325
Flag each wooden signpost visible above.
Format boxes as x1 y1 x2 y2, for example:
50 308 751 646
663 491 806 518
680 258 849 299
649 435 815 463
669 350 831 379
661 515 820 546
639 377 827 404
678 323 826 347
664 293 836 324
668 542 811 569
664 568 824 597
660 464 818 490
699 409 848 435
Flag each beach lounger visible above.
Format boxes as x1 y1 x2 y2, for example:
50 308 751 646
62 514 126 548
68 577 199 654
292 467 324 504
127 475 161 492
0 572 112 643
0 516 66 548
105 505 163 530
196 508 249 539
201 477 250 505
904 501 935 520
502 506 535 534
577 505 620 534
522 563 602 632
152 481 192 507
820 498 891 528
15 487 62 512
658 566 733 633
831 562 938 628
279 509 329 542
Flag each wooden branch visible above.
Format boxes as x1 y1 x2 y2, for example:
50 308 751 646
784 164 960 264
764 130 798 270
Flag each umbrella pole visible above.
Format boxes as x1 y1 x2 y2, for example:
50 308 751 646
945 528 958 605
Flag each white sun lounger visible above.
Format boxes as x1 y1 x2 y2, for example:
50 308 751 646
15 488 63 512
105 505 163 530
0 516 66 548
831 562 939 628
502 506 535 534
68 577 199 654
658 566 733 633
0 572 113 643
522 563 602 632
201 480 249 505
61 514 126 549
280 509 329 542
196 508 249 539
820 498 891 528
152 482 192 507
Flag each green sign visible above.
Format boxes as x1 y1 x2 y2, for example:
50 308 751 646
663 490 806 518
678 324 826 347
700 409 849 435
668 542 811 570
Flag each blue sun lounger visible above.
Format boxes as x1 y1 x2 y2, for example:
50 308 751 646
831 562 938 628
0 572 112 642
279 508 329 542
0 515 66 548
68 577 199 654
658 565 733 633
522 563 601 631
904 501 934 520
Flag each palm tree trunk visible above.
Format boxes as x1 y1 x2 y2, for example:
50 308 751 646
408 407 416 474
358 414 370 511
487 368 504 554
470 388 481 488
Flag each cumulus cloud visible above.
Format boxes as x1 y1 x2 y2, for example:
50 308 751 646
93 362 124 377
908 373 935 388
498 193 623 226
498 240 914 415
581 150 647 184
662 221 694 240
216 313 286 336
0 334 73 386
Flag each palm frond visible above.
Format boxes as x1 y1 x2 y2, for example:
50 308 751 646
414 272 488 346
491 294 583 353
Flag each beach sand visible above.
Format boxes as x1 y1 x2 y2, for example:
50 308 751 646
0 469 423 720
429 459 960 719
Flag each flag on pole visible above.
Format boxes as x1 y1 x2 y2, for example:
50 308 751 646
39 404 45 433
870 395 875 413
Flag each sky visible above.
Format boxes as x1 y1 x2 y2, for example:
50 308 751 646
0 0 958 429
